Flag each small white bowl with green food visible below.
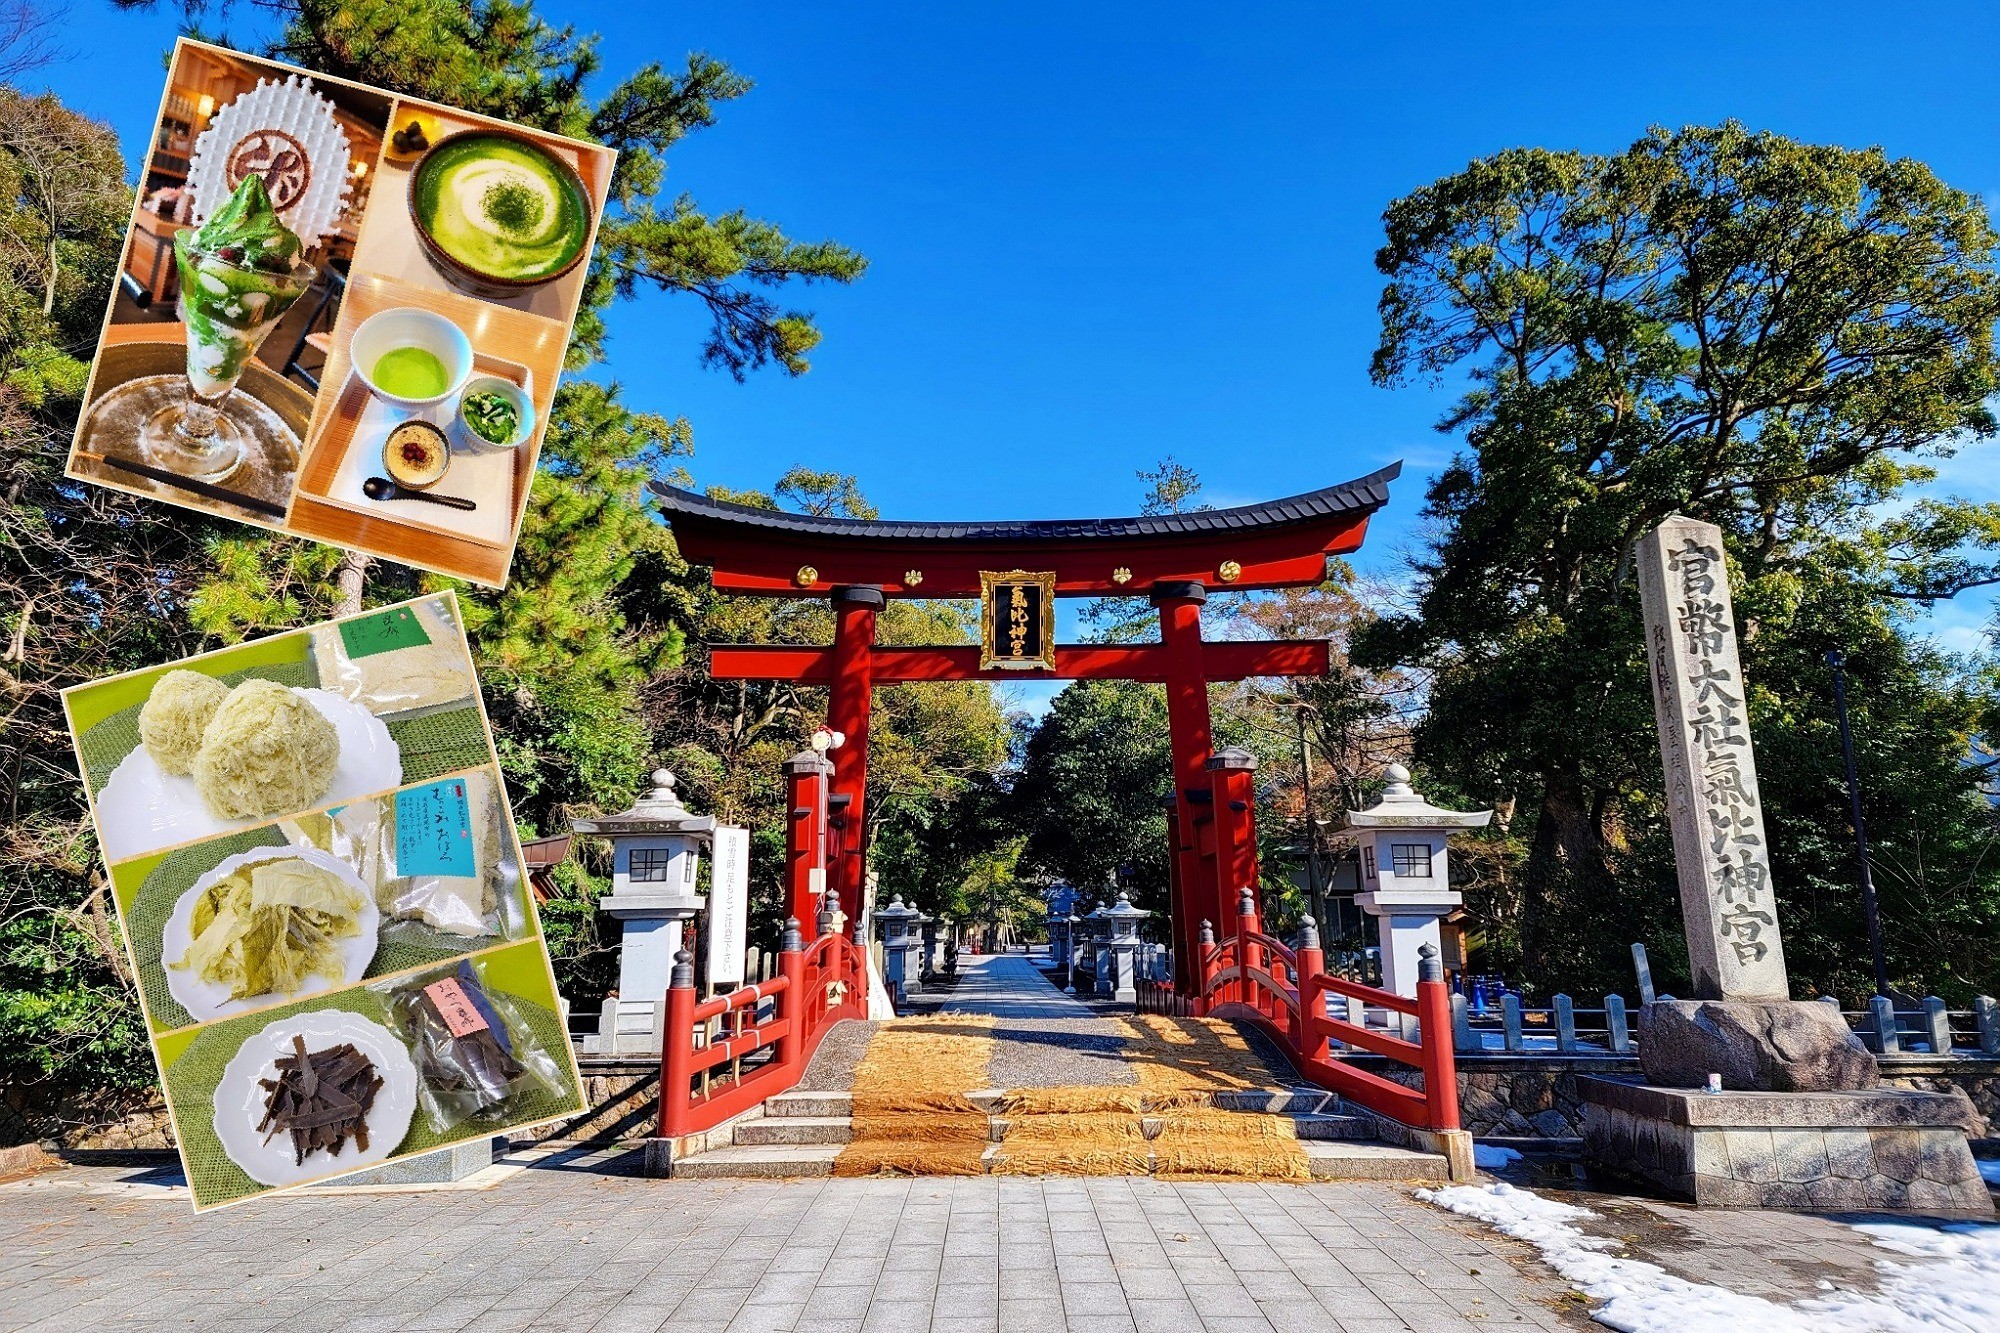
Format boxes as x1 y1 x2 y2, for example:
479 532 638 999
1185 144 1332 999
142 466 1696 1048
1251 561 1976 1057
451 376 534 452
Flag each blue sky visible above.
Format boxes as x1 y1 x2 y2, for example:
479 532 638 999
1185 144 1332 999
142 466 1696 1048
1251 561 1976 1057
37 2 2000 688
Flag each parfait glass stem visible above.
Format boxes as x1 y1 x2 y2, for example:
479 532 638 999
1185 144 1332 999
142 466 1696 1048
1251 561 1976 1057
176 387 226 443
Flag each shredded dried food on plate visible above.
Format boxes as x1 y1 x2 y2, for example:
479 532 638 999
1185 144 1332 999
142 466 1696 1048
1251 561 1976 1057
172 857 366 1000
257 1034 383 1167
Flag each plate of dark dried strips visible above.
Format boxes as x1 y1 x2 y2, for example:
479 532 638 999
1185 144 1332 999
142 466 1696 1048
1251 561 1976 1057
213 1010 417 1188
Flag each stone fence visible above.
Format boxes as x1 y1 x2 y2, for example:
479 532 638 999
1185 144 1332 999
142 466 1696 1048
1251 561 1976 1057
1453 992 2000 1061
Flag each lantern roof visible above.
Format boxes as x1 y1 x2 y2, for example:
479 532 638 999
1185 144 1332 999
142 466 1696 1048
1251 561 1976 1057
1345 765 1493 830
570 769 718 840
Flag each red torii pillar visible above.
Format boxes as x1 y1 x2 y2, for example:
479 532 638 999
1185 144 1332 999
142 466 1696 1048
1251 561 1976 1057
826 586 881 922
1208 747 1262 930
1152 581 1220 996
781 749 832 929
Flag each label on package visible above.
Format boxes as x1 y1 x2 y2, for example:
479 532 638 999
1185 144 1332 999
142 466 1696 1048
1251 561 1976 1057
337 605 431 660
424 977 489 1038
395 778 475 878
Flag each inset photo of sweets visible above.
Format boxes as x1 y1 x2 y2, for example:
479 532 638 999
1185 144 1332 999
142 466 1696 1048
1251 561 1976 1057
64 593 490 861
64 39 616 587
113 767 533 1034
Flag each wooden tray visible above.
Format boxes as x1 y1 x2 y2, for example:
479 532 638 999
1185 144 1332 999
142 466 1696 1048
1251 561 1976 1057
297 351 531 549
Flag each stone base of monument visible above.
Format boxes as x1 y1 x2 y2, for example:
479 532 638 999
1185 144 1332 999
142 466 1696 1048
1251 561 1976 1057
1637 998 1879 1092
1579 1076 1991 1212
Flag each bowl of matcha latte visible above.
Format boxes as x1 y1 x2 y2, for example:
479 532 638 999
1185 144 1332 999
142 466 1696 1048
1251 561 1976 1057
408 130 593 294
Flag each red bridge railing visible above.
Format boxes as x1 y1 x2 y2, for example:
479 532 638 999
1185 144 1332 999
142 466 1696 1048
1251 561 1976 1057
1139 892 1461 1134
659 906 867 1140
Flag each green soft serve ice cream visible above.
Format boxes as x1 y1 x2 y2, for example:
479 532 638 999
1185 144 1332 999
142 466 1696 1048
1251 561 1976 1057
175 175 310 397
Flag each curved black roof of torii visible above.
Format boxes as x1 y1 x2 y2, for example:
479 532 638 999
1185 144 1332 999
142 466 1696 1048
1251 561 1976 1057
648 461 1401 543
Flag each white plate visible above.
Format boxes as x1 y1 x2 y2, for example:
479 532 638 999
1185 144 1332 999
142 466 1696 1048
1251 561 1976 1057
161 846 381 1023
97 687 401 862
212 1009 418 1189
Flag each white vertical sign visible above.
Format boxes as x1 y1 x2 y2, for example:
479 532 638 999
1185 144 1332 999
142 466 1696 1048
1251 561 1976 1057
705 825 751 987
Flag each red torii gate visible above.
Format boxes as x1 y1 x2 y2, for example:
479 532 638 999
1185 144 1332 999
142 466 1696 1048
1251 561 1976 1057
651 462 1401 993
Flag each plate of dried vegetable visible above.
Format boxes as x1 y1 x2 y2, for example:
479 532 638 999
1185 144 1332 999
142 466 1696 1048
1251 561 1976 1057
213 1009 417 1187
164 846 379 1022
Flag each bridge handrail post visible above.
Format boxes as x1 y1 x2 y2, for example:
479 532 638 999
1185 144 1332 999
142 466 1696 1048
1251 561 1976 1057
1237 891 1261 1010
775 918 806 1073
1416 944 1461 1132
1294 916 1325 1057
659 949 698 1139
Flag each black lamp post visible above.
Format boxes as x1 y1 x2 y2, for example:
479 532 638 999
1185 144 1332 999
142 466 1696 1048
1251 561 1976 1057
1826 649 1890 997
1294 701 1326 937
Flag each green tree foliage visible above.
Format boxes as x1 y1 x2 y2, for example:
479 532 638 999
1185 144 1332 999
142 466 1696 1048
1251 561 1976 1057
1358 122 2000 1000
0 88 176 1100
1010 679 1174 912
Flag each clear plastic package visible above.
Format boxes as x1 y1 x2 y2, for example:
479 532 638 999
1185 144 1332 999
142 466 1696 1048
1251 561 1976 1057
386 957 565 1133
310 596 476 717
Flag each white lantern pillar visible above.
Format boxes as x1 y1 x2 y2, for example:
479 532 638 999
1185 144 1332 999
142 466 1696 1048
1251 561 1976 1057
571 769 715 1054
1347 765 1490 998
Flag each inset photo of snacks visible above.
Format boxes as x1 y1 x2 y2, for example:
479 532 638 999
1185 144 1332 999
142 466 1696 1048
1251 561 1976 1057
64 593 490 862
155 941 582 1210
113 767 532 1033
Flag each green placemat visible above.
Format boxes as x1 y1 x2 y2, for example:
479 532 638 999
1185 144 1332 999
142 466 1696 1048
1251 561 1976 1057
384 704 494 784
132 832 521 1034
164 980 578 1209
79 661 320 798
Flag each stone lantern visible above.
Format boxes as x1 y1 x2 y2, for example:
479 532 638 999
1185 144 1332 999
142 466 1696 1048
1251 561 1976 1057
572 769 715 1053
1346 764 1490 998
877 893 922 1004
1086 900 1114 997
1104 891 1149 1004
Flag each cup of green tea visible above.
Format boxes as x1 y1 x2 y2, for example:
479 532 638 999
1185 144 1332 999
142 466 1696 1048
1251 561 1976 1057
350 306 474 411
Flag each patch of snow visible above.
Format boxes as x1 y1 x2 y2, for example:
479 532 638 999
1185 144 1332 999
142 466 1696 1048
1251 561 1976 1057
1473 1144 1523 1170
1418 1180 2000 1332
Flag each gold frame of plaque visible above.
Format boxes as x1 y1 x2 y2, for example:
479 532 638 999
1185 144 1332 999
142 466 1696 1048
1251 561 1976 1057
979 569 1057 671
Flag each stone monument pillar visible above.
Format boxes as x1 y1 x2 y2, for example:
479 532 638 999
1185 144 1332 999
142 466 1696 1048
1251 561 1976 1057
1632 517 1875 1092
1577 518 1987 1213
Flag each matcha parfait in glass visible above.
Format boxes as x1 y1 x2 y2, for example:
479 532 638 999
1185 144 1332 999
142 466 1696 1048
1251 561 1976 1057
140 174 316 482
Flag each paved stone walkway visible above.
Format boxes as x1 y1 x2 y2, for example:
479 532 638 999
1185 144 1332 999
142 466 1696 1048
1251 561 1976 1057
0 1149 1592 1332
949 954 1144 1091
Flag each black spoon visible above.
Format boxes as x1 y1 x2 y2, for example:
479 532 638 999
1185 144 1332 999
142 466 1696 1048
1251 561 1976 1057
364 476 477 511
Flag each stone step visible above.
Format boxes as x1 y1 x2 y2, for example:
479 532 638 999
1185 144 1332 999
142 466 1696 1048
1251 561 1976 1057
1209 1088 1341 1115
764 1091 852 1118
985 1111 1374 1143
674 1136 1441 1181
1289 1113 1375 1141
1301 1141 1449 1182
734 1116 853 1146
672 1144 841 1179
